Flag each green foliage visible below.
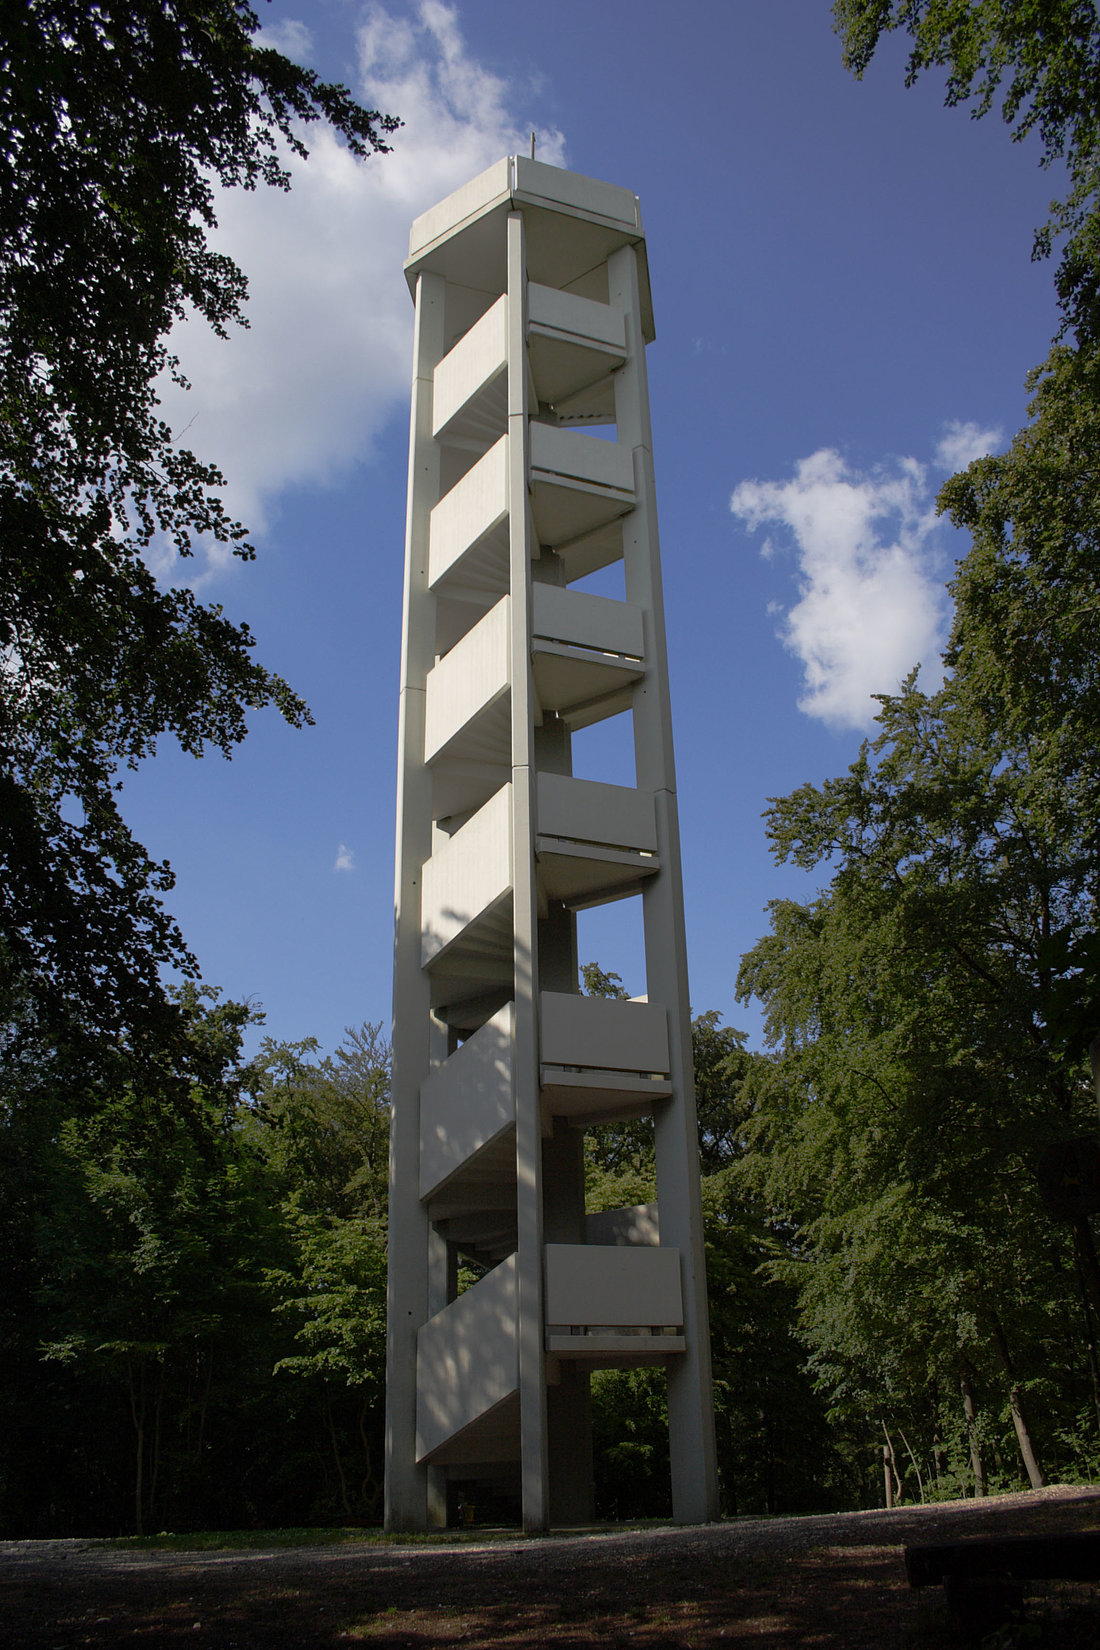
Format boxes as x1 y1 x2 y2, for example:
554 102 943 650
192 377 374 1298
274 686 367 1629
578 970 843 1516
0 2 396 1061
270 1214 386 1394
740 4 1100 1486
940 348 1100 1059
832 1 1100 299
250 1023 391 1221
253 1027 391 1520
0 1008 393 1536
703 1164 851 1513
579 962 629 999
737 675 1100 1498
591 1368 671 1519
831 0 1100 1076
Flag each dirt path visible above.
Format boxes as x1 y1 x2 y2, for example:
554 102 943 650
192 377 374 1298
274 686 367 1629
2 1484 1099 1648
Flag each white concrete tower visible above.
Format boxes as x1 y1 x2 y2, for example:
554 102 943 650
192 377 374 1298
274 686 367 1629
386 157 718 1534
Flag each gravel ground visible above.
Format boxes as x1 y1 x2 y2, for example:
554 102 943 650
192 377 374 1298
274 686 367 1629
2 1484 1099 1648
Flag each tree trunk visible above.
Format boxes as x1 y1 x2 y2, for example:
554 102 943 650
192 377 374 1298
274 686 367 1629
196 1346 215 1458
326 1395 352 1518
880 1423 900 1507
960 1372 987 1497
1071 1223 1100 1434
988 1313 1045 1489
898 1427 925 1504
149 1354 166 1527
128 1358 146 1538
1073 1216 1100 1326
931 1405 949 1487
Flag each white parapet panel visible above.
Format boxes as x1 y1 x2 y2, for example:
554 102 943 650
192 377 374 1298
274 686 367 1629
421 783 513 968
535 774 658 910
530 424 636 550
408 157 513 263
531 584 643 660
424 594 510 763
419 1003 515 1200
528 283 626 354
540 991 669 1074
428 436 508 592
527 283 626 414
512 157 641 232
416 1254 518 1463
537 773 655 852
405 156 653 338
530 423 635 494
530 584 645 727
544 1244 682 1328
585 1203 660 1247
432 295 507 439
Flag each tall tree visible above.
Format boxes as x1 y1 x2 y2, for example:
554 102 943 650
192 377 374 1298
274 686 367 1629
830 3 1100 1066
832 0 1100 295
0 2 397 1062
738 676 1100 1494
251 1025 392 1523
7 988 278 1535
0 1010 394 1536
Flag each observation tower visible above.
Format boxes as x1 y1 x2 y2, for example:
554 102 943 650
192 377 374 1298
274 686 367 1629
386 157 718 1532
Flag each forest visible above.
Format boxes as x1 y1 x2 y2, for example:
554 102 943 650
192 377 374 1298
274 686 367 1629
3 947 1100 1536
3 2 1100 1535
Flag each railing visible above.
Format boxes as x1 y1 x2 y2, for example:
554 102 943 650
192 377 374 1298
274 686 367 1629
544 1244 684 1357
424 595 510 764
428 436 508 593
432 295 507 439
416 1255 518 1463
419 1003 515 1200
420 784 513 968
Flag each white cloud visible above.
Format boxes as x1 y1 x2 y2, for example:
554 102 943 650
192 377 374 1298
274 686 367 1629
157 2 565 556
334 843 356 873
934 419 1001 472
731 447 950 731
256 19 314 62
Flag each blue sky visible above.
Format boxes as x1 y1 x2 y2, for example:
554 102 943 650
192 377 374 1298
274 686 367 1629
123 0 1061 1057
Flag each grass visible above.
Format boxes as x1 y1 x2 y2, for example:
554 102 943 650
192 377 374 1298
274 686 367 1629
103 1515 674 1553
104 1526 384 1552
103 1523 587 1553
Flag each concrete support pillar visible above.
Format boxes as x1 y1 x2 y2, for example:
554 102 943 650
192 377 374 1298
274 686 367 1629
610 242 720 1525
506 210 551 1536
385 270 446 1532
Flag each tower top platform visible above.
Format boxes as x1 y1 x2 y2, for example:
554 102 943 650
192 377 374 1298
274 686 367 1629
405 156 654 342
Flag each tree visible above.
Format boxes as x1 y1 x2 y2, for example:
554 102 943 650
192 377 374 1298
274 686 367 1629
737 676 1100 1496
0 2 397 1063
250 1025 392 1522
828 2 1100 765
11 988 277 1535
832 0 1100 1135
832 1 1100 303
268 1212 388 1520
0 1009 394 1536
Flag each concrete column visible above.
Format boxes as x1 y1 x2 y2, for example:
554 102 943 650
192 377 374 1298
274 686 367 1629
385 271 446 1532
609 242 719 1525
542 1119 592 1524
506 211 550 1534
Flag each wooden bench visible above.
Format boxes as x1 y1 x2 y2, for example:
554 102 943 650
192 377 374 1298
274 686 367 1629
905 1532 1100 1639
